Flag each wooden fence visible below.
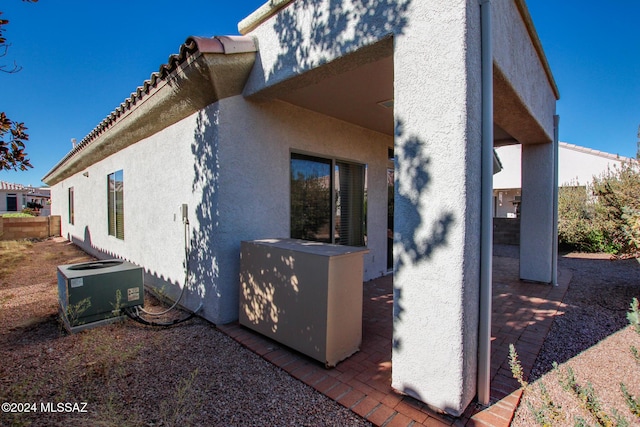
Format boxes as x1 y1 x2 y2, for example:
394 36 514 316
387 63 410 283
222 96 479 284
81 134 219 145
0 215 61 240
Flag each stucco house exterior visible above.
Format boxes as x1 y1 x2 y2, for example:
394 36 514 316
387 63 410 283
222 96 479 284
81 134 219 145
0 181 29 214
493 142 637 218
43 0 559 416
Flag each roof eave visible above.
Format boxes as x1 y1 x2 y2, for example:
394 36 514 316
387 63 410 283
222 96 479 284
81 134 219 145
43 36 257 186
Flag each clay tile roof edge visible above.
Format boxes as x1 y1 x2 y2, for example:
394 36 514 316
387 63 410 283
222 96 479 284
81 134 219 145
43 35 256 183
0 181 27 191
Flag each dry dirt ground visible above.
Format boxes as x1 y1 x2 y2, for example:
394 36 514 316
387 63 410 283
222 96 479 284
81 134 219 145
0 238 370 427
1 238 639 427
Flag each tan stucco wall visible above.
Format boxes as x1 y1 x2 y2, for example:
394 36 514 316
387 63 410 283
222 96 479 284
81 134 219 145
240 0 558 416
51 95 392 324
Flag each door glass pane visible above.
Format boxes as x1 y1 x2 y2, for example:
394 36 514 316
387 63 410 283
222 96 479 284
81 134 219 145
387 168 394 269
335 162 365 246
290 154 332 242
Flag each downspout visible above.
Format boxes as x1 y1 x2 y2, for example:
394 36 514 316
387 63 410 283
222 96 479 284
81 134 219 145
552 115 560 285
478 0 493 407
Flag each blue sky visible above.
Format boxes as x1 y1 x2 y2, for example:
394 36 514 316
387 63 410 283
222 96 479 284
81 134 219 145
1 1 638 187
526 0 640 160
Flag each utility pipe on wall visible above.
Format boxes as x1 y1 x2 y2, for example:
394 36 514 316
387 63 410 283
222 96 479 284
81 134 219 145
552 115 560 285
478 0 493 407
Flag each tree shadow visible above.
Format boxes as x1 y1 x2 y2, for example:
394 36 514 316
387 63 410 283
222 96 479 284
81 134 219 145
188 105 221 314
238 241 334 363
246 0 412 95
247 0 458 360
164 0 418 324
391 119 456 350
271 0 410 73
529 254 640 381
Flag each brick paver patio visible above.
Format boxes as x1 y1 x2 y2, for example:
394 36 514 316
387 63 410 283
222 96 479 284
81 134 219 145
218 252 571 426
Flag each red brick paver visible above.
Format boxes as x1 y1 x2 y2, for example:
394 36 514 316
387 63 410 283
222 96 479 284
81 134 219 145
218 253 571 426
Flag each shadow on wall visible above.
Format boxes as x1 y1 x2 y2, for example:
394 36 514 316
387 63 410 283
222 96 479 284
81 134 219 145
69 227 104 260
68 227 194 312
68 227 136 268
183 0 415 321
253 0 412 89
252 0 459 356
188 105 221 313
255 0 423 339
392 119 455 350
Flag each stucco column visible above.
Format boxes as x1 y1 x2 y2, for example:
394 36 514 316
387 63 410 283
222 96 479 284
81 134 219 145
520 142 555 283
391 2 482 417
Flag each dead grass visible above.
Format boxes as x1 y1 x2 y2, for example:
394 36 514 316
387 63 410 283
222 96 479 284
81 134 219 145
0 240 33 280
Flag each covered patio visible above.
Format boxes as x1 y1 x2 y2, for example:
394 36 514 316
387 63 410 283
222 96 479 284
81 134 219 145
240 0 560 415
219 248 571 426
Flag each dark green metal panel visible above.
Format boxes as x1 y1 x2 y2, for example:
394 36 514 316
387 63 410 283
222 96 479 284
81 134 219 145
57 260 144 328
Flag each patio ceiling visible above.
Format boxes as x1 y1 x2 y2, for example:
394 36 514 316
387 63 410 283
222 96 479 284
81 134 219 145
272 52 521 147
277 55 395 136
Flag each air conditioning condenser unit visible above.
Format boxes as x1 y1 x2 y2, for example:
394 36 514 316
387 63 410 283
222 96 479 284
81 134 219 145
57 259 144 332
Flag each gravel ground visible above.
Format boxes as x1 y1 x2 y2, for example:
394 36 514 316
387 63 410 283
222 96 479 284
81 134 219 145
500 245 640 426
532 252 640 380
0 238 370 427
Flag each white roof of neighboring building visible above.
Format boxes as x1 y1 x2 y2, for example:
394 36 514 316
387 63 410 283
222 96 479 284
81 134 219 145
493 142 638 189
559 142 635 163
0 182 51 198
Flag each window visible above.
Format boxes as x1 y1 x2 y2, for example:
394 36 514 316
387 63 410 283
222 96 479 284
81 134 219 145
107 170 124 239
290 153 366 246
68 187 74 225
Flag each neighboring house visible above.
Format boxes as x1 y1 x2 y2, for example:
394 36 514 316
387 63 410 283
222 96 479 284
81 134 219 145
0 181 51 215
493 142 637 218
42 0 559 416
0 181 29 214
